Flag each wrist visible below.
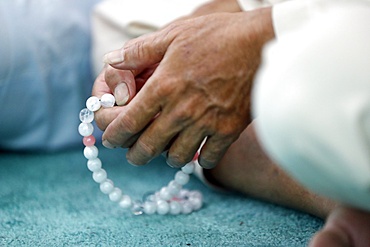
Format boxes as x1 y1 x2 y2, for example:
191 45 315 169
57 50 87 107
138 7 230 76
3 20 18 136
247 7 275 46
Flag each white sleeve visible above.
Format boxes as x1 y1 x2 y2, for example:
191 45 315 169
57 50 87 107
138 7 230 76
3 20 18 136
272 0 370 38
236 0 312 38
252 4 370 211
237 0 288 11
272 0 311 38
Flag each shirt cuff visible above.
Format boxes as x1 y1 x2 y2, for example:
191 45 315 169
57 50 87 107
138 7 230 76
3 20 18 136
272 0 311 38
237 0 271 11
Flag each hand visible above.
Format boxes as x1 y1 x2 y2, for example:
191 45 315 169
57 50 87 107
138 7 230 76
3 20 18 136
95 8 274 168
92 63 159 130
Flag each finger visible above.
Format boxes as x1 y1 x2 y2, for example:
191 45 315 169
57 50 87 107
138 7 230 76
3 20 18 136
92 66 112 97
166 127 207 168
134 64 159 92
198 135 235 169
94 106 123 132
120 115 158 149
102 26 175 70
101 80 162 151
125 112 183 166
104 65 136 105
91 67 124 132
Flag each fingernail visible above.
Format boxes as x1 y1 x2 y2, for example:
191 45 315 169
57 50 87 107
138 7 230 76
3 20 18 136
166 159 176 168
114 83 129 106
166 157 183 169
126 153 150 166
103 49 124 64
127 159 139 167
102 140 116 149
164 151 177 168
161 151 168 158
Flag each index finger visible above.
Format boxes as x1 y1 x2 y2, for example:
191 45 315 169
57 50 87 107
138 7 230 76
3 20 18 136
92 65 111 98
102 75 162 150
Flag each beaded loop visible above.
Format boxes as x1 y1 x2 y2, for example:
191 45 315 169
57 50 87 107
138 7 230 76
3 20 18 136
79 94 203 215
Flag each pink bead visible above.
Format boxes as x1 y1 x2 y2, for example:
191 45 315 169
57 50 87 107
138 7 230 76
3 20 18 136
83 135 96 146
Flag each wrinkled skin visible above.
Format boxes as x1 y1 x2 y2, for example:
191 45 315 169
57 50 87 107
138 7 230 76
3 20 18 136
93 8 274 168
92 2 370 246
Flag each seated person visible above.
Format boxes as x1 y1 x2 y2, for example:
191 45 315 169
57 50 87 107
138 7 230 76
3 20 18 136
94 0 370 246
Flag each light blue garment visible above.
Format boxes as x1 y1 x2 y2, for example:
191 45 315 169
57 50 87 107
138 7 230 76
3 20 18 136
0 0 101 151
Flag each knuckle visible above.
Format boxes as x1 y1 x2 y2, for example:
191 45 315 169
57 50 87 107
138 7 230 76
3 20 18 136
217 123 240 140
172 106 192 123
104 66 118 84
117 115 140 135
168 152 192 167
134 40 147 62
136 138 159 158
94 112 108 131
154 78 176 98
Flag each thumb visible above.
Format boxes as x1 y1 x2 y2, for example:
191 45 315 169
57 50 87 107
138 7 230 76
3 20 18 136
102 32 171 70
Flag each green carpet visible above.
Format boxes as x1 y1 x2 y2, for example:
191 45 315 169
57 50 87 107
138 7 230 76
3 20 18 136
0 147 323 246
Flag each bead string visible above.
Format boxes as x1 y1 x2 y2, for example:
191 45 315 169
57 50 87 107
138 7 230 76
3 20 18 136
78 94 203 215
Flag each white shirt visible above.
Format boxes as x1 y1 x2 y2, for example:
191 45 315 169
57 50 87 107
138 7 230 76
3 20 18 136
251 1 370 210
238 0 370 38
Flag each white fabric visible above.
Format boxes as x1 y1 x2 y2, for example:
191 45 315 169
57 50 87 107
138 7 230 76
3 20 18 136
237 0 287 11
272 0 370 38
253 3 370 210
0 0 101 151
91 0 210 75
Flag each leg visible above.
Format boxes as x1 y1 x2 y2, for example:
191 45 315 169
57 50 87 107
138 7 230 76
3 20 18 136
205 123 370 246
205 122 336 219
201 3 370 245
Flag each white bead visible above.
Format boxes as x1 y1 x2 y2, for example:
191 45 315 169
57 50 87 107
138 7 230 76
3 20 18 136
143 193 157 203
100 179 114 194
92 169 107 183
78 123 94 136
169 201 182 215
159 187 172 201
131 206 143 215
87 158 102 172
100 94 115 108
189 197 202 211
79 108 94 123
154 192 161 201
131 200 144 215
181 201 193 214
181 162 195 174
174 171 190 185
118 195 132 209
143 201 157 215
178 189 190 199
84 145 99 159
109 188 122 202
156 200 170 215
167 180 182 196
86 96 101 112
189 190 203 200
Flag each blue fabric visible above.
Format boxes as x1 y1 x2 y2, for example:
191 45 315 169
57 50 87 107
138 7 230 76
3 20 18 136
0 147 324 246
0 0 100 151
